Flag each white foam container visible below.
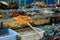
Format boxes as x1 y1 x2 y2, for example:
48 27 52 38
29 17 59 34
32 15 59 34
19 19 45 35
15 27 45 40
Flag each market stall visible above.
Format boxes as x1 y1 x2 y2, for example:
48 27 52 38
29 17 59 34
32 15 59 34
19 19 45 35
0 0 60 40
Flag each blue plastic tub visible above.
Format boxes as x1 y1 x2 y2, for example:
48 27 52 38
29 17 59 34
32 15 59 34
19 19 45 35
0 28 18 40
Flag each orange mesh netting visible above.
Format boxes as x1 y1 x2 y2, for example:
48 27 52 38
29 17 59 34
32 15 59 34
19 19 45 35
14 15 32 25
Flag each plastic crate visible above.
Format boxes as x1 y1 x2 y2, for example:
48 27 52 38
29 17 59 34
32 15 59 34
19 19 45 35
0 28 18 40
15 27 45 40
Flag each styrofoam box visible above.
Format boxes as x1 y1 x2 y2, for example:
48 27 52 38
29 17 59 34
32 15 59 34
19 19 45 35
0 28 18 40
15 27 45 40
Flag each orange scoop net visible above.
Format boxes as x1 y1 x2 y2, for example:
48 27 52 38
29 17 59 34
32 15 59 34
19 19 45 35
14 15 32 25
14 15 43 38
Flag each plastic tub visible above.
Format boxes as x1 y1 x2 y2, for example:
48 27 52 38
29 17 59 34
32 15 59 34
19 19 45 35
0 28 18 40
